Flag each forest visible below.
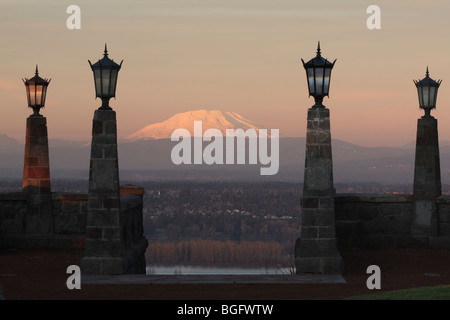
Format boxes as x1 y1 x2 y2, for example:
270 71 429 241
141 181 301 266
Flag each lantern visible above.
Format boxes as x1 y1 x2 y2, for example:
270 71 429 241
23 65 51 116
302 42 336 107
414 67 442 118
89 44 123 110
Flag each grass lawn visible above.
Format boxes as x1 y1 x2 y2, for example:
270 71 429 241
345 285 450 300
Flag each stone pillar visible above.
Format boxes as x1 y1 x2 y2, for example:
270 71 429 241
22 116 53 234
295 107 344 274
412 117 441 237
80 110 124 275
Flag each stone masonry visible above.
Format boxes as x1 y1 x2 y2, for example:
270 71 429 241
412 117 441 237
80 110 148 274
295 107 344 274
22 116 53 234
80 110 125 274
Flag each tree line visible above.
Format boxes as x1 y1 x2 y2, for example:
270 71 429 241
144 212 300 249
145 239 286 267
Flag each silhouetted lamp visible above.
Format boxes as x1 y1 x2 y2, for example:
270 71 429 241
414 67 442 118
89 44 123 110
302 42 336 108
22 65 51 117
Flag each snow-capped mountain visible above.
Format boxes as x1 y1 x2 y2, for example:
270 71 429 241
126 109 269 140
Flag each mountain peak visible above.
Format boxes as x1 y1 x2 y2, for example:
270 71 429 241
0 134 21 147
126 109 266 140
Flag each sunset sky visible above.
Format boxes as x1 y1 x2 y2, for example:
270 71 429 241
1 1 450 147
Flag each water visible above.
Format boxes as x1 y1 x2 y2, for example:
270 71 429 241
146 265 289 275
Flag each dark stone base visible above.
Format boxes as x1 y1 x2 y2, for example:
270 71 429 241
0 283 4 300
295 236 344 275
295 255 344 275
353 235 428 249
429 236 450 249
123 238 148 274
80 237 148 275
336 220 362 247
411 224 438 238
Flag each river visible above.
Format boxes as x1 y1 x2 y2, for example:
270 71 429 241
146 265 292 275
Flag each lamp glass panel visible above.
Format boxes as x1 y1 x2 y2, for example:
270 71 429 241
429 87 436 106
94 69 101 96
25 86 30 106
422 86 430 107
417 87 423 107
41 86 47 106
101 68 111 97
315 68 324 95
307 68 314 95
109 69 118 96
324 68 331 95
28 84 36 106
35 84 43 106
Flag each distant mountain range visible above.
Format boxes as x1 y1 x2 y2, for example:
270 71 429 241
1 109 449 184
0 133 446 184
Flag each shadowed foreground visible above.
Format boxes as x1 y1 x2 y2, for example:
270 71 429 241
0 247 449 300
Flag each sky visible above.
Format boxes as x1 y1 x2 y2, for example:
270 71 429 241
1 0 450 147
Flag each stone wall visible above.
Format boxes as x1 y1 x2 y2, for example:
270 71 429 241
2 189 450 256
436 197 450 237
335 194 450 249
0 192 87 249
0 186 148 264
0 193 28 241
120 193 148 274
53 194 88 236
335 194 414 248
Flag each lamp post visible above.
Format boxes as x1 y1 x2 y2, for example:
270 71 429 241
82 45 125 274
22 65 51 117
22 66 53 232
412 67 442 238
301 42 336 108
414 67 442 118
89 44 123 110
295 42 343 275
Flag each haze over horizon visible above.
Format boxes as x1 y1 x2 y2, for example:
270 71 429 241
0 107 449 149
2 1 450 148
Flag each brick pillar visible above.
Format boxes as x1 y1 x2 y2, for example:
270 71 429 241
80 110 124 275
22 116 53 234
295 107 344 274
412 117 441 237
